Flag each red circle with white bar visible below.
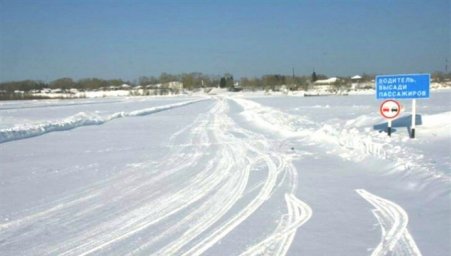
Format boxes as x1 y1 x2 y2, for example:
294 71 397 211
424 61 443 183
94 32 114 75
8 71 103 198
379 100 401 119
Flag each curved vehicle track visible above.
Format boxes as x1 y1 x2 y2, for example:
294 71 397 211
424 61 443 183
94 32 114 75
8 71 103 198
356 189 422 256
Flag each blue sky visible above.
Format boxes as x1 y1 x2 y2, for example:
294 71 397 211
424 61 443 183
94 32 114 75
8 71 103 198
0 0 450 82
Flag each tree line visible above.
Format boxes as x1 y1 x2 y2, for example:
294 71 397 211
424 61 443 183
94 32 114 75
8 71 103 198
0 78 128 93
1 71 450 94
0 72 343 93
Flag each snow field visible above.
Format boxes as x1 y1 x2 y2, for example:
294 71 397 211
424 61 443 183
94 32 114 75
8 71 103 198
1 91 450 255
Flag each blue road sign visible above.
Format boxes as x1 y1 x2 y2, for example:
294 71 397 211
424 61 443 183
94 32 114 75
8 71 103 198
376 74 430 99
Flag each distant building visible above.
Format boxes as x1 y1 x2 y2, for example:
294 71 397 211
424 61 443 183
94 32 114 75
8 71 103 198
51 88 62 93
165 81 183 91
314 77 338 85
351 75 362 90
143 81 183 95
312 77 338 91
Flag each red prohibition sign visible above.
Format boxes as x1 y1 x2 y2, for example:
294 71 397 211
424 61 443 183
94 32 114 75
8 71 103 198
379 100 401 119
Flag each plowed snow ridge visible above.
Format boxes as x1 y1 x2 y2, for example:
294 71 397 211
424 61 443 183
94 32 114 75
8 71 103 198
0 99 203 143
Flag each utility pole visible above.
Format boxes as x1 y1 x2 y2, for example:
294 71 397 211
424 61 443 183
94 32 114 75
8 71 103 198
446 58 448 73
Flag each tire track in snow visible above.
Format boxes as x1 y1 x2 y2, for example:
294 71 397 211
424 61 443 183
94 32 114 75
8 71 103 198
128 98 283 255
175 98 312 256
148 155 253 256
226 97 313 256
239 155 311 256
49 104 229 256
49 98 259 256
356 189 422 256
240 193 312 256
180 154 279 256
145 99 258 255
126 97 312 256
0 124 208 245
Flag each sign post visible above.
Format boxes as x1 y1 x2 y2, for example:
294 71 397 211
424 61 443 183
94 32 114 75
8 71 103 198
388 120 392 136
411 99 416 138
376 74 430 138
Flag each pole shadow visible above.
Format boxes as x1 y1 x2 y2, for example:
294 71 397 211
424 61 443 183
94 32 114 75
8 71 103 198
373 114 422 136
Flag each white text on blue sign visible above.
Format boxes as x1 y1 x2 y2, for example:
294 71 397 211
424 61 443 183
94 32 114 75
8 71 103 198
376 74 430 99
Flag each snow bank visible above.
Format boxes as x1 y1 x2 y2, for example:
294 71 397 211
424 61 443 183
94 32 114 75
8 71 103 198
308 111 450 180
233 97 451 181
31 90 132 99
0 99 204 144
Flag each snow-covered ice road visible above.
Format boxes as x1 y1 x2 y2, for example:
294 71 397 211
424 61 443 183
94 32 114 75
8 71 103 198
1 97 311 255
1 93 450 255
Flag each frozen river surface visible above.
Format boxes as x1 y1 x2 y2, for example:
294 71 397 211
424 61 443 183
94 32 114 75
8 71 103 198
1 91 450 255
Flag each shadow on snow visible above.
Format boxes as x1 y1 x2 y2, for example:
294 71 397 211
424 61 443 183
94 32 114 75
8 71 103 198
373 114 422 136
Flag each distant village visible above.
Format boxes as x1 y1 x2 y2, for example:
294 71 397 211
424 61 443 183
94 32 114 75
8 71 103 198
1 72 450 100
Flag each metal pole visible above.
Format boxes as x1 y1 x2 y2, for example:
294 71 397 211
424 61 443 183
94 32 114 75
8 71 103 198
388 120 392 137
411 99 416 138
